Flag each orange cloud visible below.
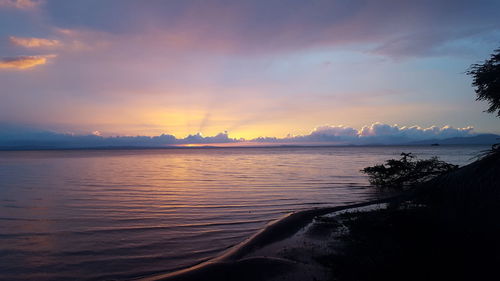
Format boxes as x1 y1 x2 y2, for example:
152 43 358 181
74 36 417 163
0 55 55 70
0 0 40 9
9 36 61 48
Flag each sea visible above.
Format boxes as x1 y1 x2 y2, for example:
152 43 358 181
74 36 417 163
0 145 487 281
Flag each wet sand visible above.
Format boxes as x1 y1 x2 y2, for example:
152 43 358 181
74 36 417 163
136 199 393 281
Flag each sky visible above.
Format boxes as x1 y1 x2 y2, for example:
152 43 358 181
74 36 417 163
0 0 499 146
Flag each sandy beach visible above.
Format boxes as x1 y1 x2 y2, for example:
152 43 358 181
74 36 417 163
136 199 393 281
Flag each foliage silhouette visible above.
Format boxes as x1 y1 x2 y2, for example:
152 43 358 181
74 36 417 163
361 153 458 188
467 47 500 155
467 48 500 117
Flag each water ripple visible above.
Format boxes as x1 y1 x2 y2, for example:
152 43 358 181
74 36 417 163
0 146 484 281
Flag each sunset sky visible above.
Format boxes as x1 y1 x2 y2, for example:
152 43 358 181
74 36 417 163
1 0 499 142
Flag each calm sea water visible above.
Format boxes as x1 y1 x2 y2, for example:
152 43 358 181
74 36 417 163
0 146 486 280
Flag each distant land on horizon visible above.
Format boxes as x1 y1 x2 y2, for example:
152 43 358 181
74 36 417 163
0 134 498 151
409 134 500 145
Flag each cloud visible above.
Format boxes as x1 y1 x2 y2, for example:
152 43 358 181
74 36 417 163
359 123 400 137
311 125 359 137
252 123 476 145
358 123 474 140
183 132 234 144
41 0 500 57
0 124 237 148
0 123 481 149
9 36 61 48
0 0 40 9
0 55 55 70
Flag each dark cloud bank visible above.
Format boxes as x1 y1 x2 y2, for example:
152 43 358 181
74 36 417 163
1 123 498 149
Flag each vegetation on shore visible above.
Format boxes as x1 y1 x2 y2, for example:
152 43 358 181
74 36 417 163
318 202 500 281
325 150 500 281
361 152 458 188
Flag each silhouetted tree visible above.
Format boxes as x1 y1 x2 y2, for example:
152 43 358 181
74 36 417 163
362 153 458 188
467 48 500 154
467 48 500 117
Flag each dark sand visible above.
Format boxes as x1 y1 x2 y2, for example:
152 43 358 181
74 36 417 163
136 199 393 281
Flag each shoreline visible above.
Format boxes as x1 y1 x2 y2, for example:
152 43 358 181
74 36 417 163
135 196 401 281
